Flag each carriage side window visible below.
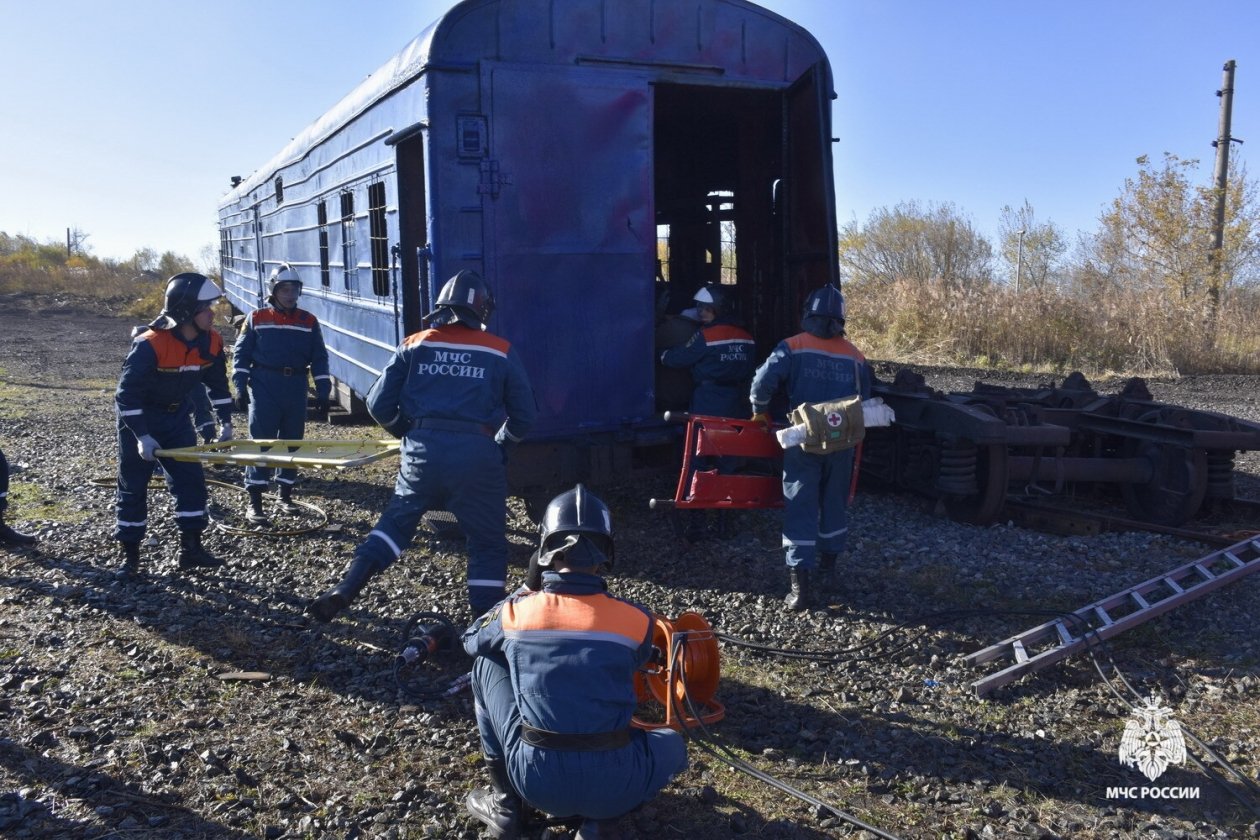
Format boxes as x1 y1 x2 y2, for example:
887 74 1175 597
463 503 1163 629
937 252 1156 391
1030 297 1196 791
368 182 389 297
317 200 331 287
274 176 284 204
340 191 356 292
220 229 231 270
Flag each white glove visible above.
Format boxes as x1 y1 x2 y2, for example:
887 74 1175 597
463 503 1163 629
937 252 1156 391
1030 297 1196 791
216 423 234 443
137 434 160 461
862 397 896 427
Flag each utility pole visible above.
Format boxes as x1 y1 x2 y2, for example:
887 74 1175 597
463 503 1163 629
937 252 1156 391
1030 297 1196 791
1208 59 1241 315
1015 229 1026 293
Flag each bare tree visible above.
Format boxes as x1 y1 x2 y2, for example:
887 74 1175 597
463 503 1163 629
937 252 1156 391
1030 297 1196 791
1084 153 1259 310
839 201 994 291
997 201 1067 291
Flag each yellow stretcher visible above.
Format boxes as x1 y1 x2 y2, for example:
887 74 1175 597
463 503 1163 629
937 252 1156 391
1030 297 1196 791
153 439 400 470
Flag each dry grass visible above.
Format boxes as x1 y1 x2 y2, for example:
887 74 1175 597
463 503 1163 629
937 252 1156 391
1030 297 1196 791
6 265 1260 377
847 278 1260 377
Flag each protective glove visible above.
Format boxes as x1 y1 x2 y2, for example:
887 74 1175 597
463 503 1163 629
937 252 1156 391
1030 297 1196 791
137 434 160 462
216 423 234 443
198 422 216 445
314 396 330 419
494 427 517 465
751 412 771 428
233 392 248 413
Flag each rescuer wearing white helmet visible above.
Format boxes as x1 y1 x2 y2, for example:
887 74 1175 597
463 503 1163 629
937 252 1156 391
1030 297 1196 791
113 273 235 574
231 263 332 523
660 283 757 539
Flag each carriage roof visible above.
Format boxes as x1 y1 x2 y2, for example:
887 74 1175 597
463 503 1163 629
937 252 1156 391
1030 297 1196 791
220 0 828 206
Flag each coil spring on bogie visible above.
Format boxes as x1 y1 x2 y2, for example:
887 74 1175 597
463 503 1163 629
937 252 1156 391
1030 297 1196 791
936 437 978 496
1206 451 1235 498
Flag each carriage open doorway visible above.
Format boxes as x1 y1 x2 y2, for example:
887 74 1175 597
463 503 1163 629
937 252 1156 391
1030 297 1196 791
652 66 838 413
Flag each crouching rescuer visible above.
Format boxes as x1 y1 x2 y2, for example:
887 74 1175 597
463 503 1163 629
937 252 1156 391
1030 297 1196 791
306 269 535 622
463 485 689 839
113 273 235 573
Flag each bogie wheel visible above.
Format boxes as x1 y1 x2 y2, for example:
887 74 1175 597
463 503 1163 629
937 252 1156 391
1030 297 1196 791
943 442 1008 525
1120 440 1208 526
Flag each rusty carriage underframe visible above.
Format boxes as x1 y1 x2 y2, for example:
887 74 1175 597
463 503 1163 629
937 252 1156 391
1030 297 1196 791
859 370 1260 526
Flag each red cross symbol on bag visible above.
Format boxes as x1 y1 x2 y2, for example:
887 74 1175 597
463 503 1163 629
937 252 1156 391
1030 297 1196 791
826 411 844 427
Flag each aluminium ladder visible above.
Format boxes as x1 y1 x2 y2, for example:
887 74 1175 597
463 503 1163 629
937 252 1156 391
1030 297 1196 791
965 536 1260 698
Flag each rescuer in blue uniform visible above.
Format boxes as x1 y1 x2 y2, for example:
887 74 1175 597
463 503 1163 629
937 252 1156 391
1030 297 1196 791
133 325 217 444
660 284 757 539
307 269 536 622
750 284 872 611
0 447 38 546
232 263 332 523
659 284 755 419
114 273 235 574
463 485 688 840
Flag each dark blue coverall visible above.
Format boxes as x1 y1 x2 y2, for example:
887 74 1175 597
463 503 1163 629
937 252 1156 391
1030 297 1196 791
750 332 872 570
114 329 233 543
463 571 688 819
0 448 13 518
355 323 535 615
232 305 331 489
191 385 216 443
660 321 756 418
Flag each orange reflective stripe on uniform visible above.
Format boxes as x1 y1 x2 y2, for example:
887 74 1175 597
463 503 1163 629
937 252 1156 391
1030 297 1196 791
145 330 223 373
501 591 650 650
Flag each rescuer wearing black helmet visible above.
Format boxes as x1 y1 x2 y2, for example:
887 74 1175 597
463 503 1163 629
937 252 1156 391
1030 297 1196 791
113 273 235 574
232 263 332 523
749 283 872 611
463 484 687 840
307 269 535 622
0 447 38 546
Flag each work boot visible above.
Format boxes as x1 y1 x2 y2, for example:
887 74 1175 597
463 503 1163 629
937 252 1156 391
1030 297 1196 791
464 758 522 839
277 484 301 515
307 555 376 623
246 487 269 525
817 552 837 590
117 541 141 575
0 517 37 546
785 568 812 612
575 817 624 839
177 531 223 570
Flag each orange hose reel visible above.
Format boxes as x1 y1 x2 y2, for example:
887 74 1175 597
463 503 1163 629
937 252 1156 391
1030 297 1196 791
632 612 725 731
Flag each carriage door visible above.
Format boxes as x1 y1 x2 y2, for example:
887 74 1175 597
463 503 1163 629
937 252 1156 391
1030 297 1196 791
390 128 428 336
782 62 840 319
483 63 654 438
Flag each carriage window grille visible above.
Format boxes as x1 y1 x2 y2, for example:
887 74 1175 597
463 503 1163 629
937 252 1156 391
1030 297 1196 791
708 191 737 285
368 182 390 297
220 229 231 270
317 201 330 287
340 191 356 291
274 176 284 204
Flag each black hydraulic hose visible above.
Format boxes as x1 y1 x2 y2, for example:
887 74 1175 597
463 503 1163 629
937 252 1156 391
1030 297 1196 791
666 634 904 840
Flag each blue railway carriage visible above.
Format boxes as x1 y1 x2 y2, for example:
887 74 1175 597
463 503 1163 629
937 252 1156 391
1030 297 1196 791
218 0 840 483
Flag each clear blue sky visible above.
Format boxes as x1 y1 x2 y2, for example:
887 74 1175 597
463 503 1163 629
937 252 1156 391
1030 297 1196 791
2 0 1255 264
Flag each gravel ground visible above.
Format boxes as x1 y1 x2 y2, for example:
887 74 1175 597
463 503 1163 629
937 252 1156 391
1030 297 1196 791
1 296 1259 840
